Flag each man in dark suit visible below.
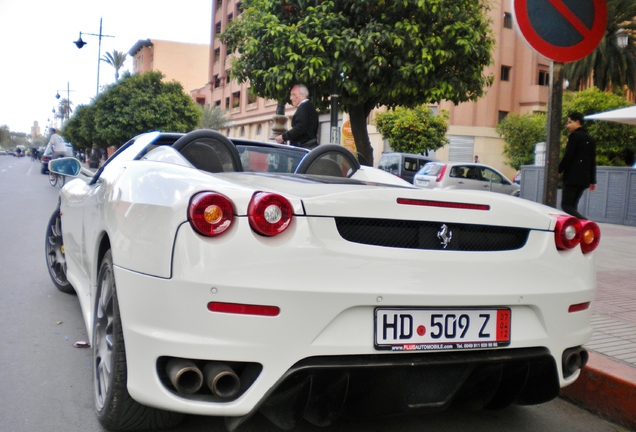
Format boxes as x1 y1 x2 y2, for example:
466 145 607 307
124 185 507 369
275 84 319 149
558 112 597 220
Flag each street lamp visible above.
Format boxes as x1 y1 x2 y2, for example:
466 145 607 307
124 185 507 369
74 17 114 96
615 28 629 49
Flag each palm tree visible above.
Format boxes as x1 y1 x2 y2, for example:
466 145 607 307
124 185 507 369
57 99 73 122
101 49 128 81
564 0 636 97
199 106 232 130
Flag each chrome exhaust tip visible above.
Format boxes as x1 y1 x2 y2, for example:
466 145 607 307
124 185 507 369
203 362 241 399
562 347 589 378
166 358 204 394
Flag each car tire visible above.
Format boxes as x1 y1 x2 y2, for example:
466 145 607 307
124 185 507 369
93 250 183 431
45 208 74 294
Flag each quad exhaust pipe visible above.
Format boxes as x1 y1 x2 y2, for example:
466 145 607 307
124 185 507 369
166 358 240 398
562 347 589 378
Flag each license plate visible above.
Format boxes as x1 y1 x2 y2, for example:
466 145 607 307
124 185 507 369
374 308 511 351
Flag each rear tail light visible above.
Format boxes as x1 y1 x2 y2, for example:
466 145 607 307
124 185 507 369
248 192 293 236
436 164 447 183
554 215 581 250
188 192 234 237
553 215 600 253
580 220 600 253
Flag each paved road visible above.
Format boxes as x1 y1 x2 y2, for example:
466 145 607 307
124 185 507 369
0 155 626 432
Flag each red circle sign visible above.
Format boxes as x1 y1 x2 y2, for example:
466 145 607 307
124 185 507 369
513 0 607 63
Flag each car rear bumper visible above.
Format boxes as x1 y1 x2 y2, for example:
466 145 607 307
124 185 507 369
113 217 595 416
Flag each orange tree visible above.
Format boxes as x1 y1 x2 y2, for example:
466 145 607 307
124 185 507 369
374 105 448 155
222 0 495 166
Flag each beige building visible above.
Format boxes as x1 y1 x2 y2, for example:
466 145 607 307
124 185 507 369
31 121 41 138
128 39 210 95
196 1 551 178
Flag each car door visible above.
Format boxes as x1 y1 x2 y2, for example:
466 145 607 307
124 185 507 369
456 165 488 191
481 168 517 195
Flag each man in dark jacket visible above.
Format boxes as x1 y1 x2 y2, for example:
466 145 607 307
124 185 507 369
275 84 319 149
558 112 597 220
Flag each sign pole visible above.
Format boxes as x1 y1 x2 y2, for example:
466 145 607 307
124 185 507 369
542 61 564 207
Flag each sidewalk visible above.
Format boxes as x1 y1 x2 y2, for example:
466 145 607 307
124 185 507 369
561 222 636 431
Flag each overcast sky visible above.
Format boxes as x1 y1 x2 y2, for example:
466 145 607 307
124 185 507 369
0 0 212 135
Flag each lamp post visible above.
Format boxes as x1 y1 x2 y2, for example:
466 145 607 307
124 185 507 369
74 17 114 96
55 82 75 122
615 28 629 49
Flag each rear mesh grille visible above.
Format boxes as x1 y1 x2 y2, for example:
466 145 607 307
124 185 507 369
335 217 529 252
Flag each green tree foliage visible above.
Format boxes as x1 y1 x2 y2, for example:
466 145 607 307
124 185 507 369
102 49 128 81
374 105 448 154
0 125 10 148
496 113 547 171
562 88 635 166
199 105 232 130
62 105 96 151
222 0 495 166
90 71 201 147
564 0 636 95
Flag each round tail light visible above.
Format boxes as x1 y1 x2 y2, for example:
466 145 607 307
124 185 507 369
248 192 293 236
188 192 234 237
580 220 601 253
554 215 581 250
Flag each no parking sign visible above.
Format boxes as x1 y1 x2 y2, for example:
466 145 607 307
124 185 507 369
513 0 607 63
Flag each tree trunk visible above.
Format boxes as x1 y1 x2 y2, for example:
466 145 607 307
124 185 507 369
348 102 376 166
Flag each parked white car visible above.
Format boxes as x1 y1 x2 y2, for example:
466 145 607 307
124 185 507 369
46 130 599 431
414 162 520 196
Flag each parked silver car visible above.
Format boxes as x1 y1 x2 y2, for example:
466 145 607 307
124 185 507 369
414 162 520 196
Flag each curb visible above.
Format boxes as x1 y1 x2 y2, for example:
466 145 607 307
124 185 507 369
560 351 636 431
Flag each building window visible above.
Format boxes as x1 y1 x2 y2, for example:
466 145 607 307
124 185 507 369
538 70 550 86
216 0 222 11
503 12 513 29
232 91 241 109
214 48 221 64
501 66 511 82
236 2 243 14
247 93 257 105
214 100 221 107
215 22 222 34
226 75 231 84
214 75 221 88
196 97 205 107
225 97 230 109
498 111 509 123
227 13 233 23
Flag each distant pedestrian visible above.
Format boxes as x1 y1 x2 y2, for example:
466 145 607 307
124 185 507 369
275 84 319 149
474 155 480 163
558 112 596 220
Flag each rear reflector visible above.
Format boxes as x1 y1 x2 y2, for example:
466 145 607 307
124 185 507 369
568 302 591 313
397 198 490 211
208 301 280 317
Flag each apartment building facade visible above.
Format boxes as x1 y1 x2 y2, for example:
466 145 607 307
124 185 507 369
196 1 551 178
128 39 210 96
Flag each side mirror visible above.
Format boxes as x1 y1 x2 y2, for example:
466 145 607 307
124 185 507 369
49 157 81 177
